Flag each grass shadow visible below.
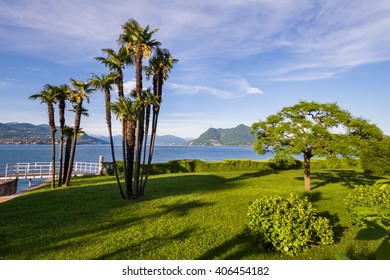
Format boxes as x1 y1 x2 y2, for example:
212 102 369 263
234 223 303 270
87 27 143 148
295 169 385 190
98 227 197 259
197 230 260 260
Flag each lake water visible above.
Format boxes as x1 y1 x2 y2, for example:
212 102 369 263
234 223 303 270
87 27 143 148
0 144 273 192
0 144 272 165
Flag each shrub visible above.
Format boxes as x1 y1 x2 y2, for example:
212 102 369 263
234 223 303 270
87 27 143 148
361 138 390 175
344 179 390 260
344 179 390 229
247 194 334 255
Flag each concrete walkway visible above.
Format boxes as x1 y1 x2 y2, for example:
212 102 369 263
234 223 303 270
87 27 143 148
0 180 49 203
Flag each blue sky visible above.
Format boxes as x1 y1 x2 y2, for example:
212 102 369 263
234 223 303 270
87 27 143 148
1 0 389 138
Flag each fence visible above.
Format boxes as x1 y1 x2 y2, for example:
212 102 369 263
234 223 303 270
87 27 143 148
0 161 101 180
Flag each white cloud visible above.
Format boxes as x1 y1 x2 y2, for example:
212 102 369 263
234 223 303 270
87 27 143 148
246 87 263 95
169 77 264 99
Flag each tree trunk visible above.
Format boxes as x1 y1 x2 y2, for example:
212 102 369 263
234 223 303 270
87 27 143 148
141 73 163 195
58 100 65 187
63 137 72 184
125 119 135 199
65 101 83 186
303 152 312 191
48 104 56 189
50 129 56 189
104 89 125 199
133 46 144 197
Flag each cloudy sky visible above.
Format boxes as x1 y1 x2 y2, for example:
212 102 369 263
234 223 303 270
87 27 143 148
1 0 390 138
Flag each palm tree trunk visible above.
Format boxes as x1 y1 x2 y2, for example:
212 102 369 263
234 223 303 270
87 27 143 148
48 104 56 189
133 47 144 197
141 107 159 195
65 101 83 186
63 136 72 184
125 120 135 199
141 74 162 195
140 104 151 188
50 130 56 189
104 89 125 199
58 100 65 187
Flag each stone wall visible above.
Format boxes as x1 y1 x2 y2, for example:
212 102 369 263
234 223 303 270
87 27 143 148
0 179 18 196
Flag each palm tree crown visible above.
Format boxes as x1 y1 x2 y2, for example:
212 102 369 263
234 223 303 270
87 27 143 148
118 19 160 59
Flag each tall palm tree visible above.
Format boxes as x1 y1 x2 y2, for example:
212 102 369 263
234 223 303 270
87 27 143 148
118 18 160 197
94 47 133 99
65 79 94 186
56 84 72 187
90 73 125 199
29 84 58 189
95 47 135 198
141 48 178 194
110 96 136 199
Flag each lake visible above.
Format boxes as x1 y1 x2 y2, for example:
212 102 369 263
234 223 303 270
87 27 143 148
0 144 272 165
0 144 273 192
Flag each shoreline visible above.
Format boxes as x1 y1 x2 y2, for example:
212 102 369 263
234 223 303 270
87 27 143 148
0 179 49 203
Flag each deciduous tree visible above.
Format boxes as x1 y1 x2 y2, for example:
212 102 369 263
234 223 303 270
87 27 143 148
252 101 383 191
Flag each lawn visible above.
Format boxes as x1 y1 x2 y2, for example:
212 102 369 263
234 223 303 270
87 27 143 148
0 168 387 260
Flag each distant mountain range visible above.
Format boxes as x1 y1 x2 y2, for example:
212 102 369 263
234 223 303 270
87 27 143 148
92 134 189 146
0 122 256 146
0 122 106 144
189 124 256 146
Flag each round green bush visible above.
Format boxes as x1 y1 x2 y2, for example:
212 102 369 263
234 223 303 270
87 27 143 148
361 138 390 175
344 179 390 229
247 194 334 255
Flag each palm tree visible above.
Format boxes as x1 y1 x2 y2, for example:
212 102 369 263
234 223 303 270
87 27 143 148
29 84 58 189
95 47 135 198
110 96 136 199
90 73 125 199
94 47 133 99
65 79 94 186
56 84 72 187
141 48 178 194
118 18 160 197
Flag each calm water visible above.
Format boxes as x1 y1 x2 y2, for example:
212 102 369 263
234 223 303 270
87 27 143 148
0 144 273 192
0 144 272 165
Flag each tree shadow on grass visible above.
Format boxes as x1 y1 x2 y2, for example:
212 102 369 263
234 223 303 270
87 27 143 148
295 170 385 190
158 200 215 217
98 227 197 260
197 230 262 260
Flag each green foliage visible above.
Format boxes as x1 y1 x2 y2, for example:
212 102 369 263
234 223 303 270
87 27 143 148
344 179 390 259
251 101 383 160
344 179 390 228
247 194 334 256
101 158 359 176
361 137 390 175
101 161 124 176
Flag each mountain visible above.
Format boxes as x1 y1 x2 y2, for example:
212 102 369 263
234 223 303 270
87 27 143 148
190 124 256 146
0 122 107 144
93 134 187 146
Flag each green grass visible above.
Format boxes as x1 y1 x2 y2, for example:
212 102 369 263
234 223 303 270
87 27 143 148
0 168 388 260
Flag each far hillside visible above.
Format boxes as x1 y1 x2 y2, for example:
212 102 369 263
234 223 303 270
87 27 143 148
190 124 256 146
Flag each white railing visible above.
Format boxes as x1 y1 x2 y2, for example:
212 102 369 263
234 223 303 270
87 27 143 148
0 161 101 180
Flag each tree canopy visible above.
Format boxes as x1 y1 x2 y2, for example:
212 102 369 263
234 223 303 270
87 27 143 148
252 100 383 191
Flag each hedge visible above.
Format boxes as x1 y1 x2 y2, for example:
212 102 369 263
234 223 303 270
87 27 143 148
102 158 360 176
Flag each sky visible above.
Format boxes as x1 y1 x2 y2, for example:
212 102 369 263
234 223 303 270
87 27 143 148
0 0 389 138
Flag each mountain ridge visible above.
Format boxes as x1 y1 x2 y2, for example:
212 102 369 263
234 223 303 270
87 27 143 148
0 122 107 144
190 124 256 146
